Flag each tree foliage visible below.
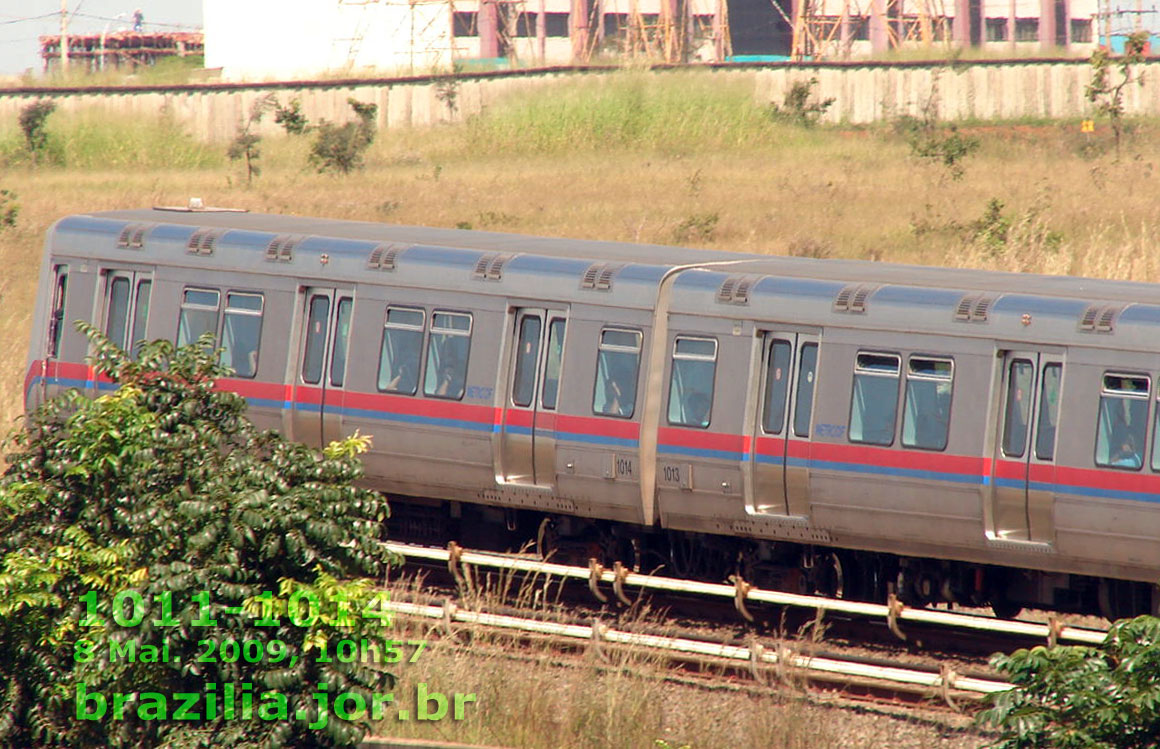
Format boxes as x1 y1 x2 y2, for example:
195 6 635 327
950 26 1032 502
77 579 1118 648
309 99 378 174
227 94 278 184
1086 31 1149 159
0 325 397 747
978 615 1160 748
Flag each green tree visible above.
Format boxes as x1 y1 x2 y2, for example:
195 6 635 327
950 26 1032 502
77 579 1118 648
310 98 378 174
977 615 1160 748
228 94 277 184
0 325 396 748
1086 31 1150 159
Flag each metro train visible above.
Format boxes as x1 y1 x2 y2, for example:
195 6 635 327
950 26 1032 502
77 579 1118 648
25 207 1160 620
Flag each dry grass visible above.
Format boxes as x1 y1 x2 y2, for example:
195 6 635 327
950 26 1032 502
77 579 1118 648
3 105 1159 432
373 573 979 748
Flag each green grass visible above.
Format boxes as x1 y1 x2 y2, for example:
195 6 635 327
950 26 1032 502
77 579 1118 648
0 110 222 170
460 69 821 154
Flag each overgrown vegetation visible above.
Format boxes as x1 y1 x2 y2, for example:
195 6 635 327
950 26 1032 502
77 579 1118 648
896 112 980 181
0 188 17 230
310 98 378 174
768 78 835 128
274 98 310 136
19 100 56 164
978 615 1160 748
1086 31 1150 159
0 326 396 747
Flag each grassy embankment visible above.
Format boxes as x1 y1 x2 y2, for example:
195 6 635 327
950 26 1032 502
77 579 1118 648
0 68 1154 745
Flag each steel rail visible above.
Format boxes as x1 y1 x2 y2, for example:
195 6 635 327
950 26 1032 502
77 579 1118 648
385 541 1108 646
382 599 1010 697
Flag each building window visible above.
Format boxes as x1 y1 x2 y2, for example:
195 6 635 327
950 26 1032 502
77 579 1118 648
1015 18 1038 42
453 11 478 37
849 352 900 446
545 12 570 37
1071 19 1092 43
1095 373 1150 470
850 16 870 41
985 18 1008 42
593 328 641 418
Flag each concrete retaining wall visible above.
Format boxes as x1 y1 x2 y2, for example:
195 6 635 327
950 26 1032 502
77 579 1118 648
0 61 1154 141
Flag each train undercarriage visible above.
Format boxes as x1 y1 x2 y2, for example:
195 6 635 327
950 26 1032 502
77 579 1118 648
386 495 1159 622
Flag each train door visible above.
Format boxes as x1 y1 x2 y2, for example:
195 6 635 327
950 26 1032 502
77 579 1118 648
745 331 819 517
497 307 567 487
290 287 354 448
988 350 1062 543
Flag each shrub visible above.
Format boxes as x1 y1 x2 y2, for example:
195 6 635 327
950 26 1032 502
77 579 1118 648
19 100 57 163
769 78 835 128
978 615 1160 748
0 325 396 747
310 98 378 174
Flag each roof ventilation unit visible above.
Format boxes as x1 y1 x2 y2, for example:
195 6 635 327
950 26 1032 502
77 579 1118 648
953 293 996 322
264 235 300 262
186 228 221 256
367 242 407 271
472 252 513 281
116 223 152 249
580 262 623 291
833 283 875 314
716 275 755 305
1079 303 1123 333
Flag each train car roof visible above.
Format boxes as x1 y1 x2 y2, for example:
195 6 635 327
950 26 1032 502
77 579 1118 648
85 208 1160 306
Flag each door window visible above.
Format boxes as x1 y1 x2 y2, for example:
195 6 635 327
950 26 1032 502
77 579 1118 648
761 339 793 434
512 315 542 407
301 295 330 385
793 343 818 438
1001 359 1035 458
541 318 566 410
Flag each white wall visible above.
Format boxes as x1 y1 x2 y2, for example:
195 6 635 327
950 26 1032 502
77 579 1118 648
205 0 455 81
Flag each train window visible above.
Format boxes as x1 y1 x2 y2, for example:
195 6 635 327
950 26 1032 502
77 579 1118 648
541 318 566 410
221 292 263 379
761 339 793 434
424 311 472 400
667 336 717 428
901 357 953 451
593 328 641 418
849 352 901 446
1001 359 1035 458
104 276 131 349
48 266 68 358
1151 400 1160 472
793 343 818 437
1035 364 1063 460
1095 373 1150 470
378 307 424 394
130 280 151 359
512 315 542 408
301 294 330 385
329 297 353 387
178 288 220 347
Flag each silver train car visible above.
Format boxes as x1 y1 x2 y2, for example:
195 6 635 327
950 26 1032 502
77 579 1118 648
25 207 1160 619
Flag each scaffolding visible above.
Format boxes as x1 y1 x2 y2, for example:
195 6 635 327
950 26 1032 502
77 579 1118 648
790 0 950 59
39 31 204 73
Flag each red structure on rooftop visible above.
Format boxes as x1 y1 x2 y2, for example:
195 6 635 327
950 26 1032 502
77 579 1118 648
39 31 204 74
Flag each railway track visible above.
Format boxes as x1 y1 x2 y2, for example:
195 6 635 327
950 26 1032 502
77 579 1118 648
385 541 1109 660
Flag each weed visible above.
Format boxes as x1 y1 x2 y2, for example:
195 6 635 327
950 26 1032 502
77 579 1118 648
435 78 460 116
787 236 833 259
686 168 703 198
476 210 518 227
0 188 17 230
969 198 1011 256
18 100 56 164
310 98 378 174
672 212 719 243
902 117 979 181
769 78 835 128
455 220 473 230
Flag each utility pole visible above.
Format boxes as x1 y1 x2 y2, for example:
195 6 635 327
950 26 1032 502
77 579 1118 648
60 0 70 73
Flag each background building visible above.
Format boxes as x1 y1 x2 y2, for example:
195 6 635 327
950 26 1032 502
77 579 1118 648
202 0 1139 81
